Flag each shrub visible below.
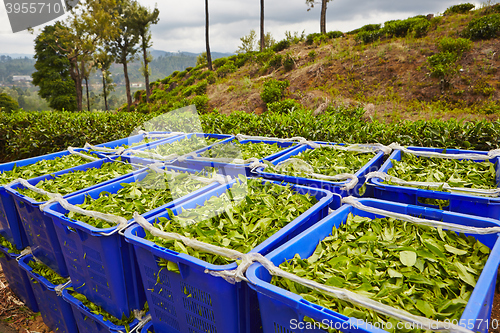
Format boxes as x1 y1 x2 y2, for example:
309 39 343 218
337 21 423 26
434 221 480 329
266 99 304 114
349 24 381 35
216 60 237 78
383 17 429 37
308 50 316 60
160 77 170 85
235 52 254 67
272 39 291 52
192 95 210 113
327 30 344 39
133 90 142 101
427 51 460 79
437 37 472 55
306 33 321 45
444 3 475 15
213 57 228 69
355 30 383 44
183 75 196 87
283 53 295 72
261 79 290 104
313 34 329 45
462 14 500 40
176 70 187 79
412 19 431 37
269 54 283 68
256 49 275 64
194 80 208 95
0 93 19 112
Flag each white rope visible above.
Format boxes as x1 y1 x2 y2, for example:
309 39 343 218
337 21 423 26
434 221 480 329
84 143 126 155
137 130 185 139
272 158 359 190
342 196 500 234
365 171 500 197
132 212 474 333
147 163 232 185
124 149 179 161
67 147 100 161
389 143 500 160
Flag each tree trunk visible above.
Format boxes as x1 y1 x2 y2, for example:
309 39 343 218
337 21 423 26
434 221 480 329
69 57 83 111
205 0 213 71
142 42 150 103
85 77 90 112
320 0 327 34
123 59 132 112
260 0 264 51
102 69 108 111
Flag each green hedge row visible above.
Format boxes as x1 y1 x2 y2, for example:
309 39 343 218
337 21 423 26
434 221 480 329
1 108 500 163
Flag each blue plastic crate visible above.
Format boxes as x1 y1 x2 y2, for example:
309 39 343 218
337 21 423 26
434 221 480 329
5 156 148 277
18 255 77 333
0 148 101 250
93 131 183 154
141 321 154 332
255 142 385 197
366 146 500 219
175 137 300 177
124 133 234 164
62 285 140 333
247 198 500 333
0 246 38 312
42 166 228 319
124 178 335 333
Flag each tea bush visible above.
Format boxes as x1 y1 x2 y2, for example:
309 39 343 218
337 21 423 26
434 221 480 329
462 14 500 40
260 79 290 104
444 3 475 15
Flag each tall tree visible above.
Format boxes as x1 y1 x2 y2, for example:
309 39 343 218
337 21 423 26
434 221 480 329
205 0 213 71
32 23 77 111
306 0 331 34
95 51 114 111
108 0 140 111
54 0 119 111
260 0 265 52
129 1 159 104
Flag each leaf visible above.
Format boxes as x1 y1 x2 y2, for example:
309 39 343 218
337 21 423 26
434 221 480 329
399 251 417 267
387 268 403 278
444 244 467 256
415 300 435 317
453 261 477 287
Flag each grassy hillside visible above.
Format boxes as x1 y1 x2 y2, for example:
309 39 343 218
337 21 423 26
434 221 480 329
131 3 500 122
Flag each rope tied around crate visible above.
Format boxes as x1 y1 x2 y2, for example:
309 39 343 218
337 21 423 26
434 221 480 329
67 147 100 161
342 196 500 234
365 171 500 197
132 210 476 333
388 143 500 160
84 143 127 155
137 130 185 139
147 163 232 185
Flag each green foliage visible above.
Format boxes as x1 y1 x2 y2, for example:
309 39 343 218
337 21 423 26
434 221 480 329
200 141 287 160
355 30 383 44
216 61 237 78
212 57 228 69
0 234 20 254
255 49 275 64
308 50 316 60
412 19 431 38
272 213 489 331
444 3 475 15
0 93 19 112
194 80 208 95
261 79 290 104
427 52 460 79
145 177 318 265
266 99 305 114
32 23 77 111
236 29 258 53
272 39 291 52
437 37 472 55
383 17 431 38
27 259 68 285
348 23 382 35
283 53 295 72
192 95 210 113
269 54 283 69
462 14 500 40
326 31 344 39
284 30 306 44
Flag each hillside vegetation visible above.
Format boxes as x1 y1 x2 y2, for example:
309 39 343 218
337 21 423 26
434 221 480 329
130 3 500 122
2 3 500 163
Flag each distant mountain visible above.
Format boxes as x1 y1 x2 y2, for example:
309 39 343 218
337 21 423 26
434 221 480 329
149 49 233 60
0 53 34 59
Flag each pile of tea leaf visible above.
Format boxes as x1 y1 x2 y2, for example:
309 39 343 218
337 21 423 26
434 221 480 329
139 135 220 158
17 159 135 202
66 170 219 229
271 213 490 332
200 141 289 160
265 147 374 180
146 176 318 265
0 153 98 186
27 259 68 285
387 153 497 191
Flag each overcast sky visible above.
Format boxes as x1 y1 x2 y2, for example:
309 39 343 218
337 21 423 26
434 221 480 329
0 0 483 56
